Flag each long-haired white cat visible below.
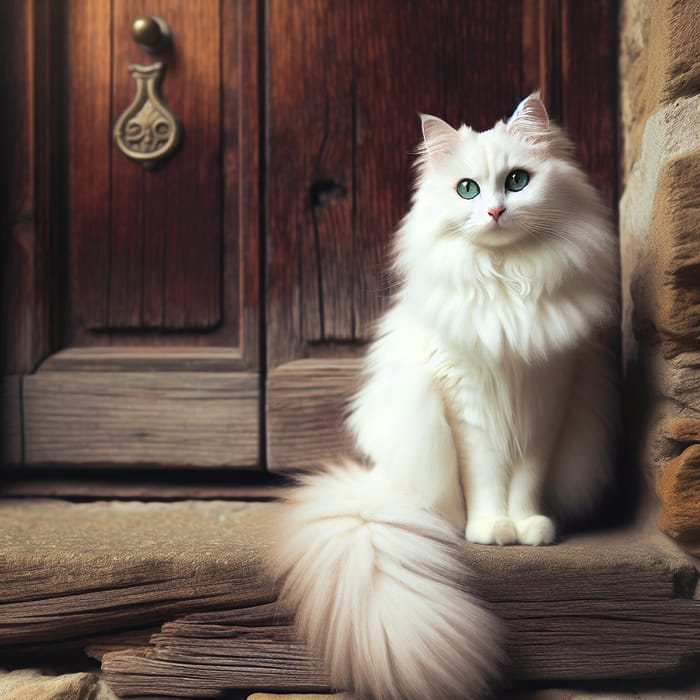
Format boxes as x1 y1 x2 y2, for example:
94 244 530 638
272 94 617 700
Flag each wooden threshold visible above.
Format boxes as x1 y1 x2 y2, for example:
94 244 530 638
0 500 697 695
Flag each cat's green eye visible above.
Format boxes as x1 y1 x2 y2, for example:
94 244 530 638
456 179 480 200
505 169 530 192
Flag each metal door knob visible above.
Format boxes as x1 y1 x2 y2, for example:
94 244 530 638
132 16 172 53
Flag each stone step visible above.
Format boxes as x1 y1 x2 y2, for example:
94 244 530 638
1 499 699 697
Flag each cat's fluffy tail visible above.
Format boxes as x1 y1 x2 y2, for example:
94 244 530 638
271 461 502 700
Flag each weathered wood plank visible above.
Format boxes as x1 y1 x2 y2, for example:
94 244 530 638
23 371 259 466
61 0 256 347
353 0 526 339
107 0 222 330
159 0 222 330
1 376 22 464
98 523 700 696
0 500 697 692
561 0 619 208
0 0 48 374
233 0 261 368
266 0 355 367
109 0 147 329
67 0 112 331
266 359 361 471
0 500 278 645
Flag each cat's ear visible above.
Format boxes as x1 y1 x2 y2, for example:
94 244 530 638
420 114 459 158
506 93 550 142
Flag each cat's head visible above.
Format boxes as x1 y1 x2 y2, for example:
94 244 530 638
415 94 577 249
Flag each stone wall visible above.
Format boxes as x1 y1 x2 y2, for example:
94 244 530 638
619 0 700 553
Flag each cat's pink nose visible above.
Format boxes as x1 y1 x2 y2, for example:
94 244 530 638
488 206 506 222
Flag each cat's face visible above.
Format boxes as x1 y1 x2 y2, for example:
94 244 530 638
418 95 566 249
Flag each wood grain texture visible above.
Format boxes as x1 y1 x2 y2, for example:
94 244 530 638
67 0 112 331
106 0 222 330
92 522 700 696
0 500 278 646
1 376 22 465
266 0 355 366
561 0 618 208
263 0 618 470
0 500 696 690
62 0 259 354
265 1 616 368
0 1 37 374
266 359 361 471
228 0 261 368
353 0 525 339
23 371 259 467
1 0 64 374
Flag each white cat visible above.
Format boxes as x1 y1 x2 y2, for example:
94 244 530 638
272 94 617 700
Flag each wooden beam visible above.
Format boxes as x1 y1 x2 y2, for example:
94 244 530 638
23 371 259 467
1 499 691 692
266 359 361 471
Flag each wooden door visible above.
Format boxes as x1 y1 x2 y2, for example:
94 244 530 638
264 0 618 471
2 0 617 478
2 0 261 469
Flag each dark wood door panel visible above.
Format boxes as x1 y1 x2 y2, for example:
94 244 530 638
352 0 527 336
266 0 355 363
66 0 258 351
69 0 221 333
265 0 619 471
266 0 539 369
4 0 261 471
110 0 221 331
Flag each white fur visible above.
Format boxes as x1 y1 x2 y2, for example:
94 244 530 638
272 95 617 699
274 464 502 700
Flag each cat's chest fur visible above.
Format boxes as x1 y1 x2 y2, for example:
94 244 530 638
428 344 571 464
385 252 586 463
399 239 604 365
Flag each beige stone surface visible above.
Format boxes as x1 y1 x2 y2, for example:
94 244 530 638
620 0 700 180
619 96 700 363
0 669 121 700
620 0 700 554
0 671 99 700
0 499 278 645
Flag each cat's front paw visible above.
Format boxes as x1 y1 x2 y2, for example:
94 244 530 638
466 517 517 546
515 515 556 546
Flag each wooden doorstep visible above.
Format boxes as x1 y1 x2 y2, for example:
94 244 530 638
0 500 698 696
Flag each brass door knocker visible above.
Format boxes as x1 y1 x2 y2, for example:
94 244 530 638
113 18 182 169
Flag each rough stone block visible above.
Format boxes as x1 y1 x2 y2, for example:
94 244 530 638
0 671 102 700
620 0 700 179
646 148 700 358
619 97 700 363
